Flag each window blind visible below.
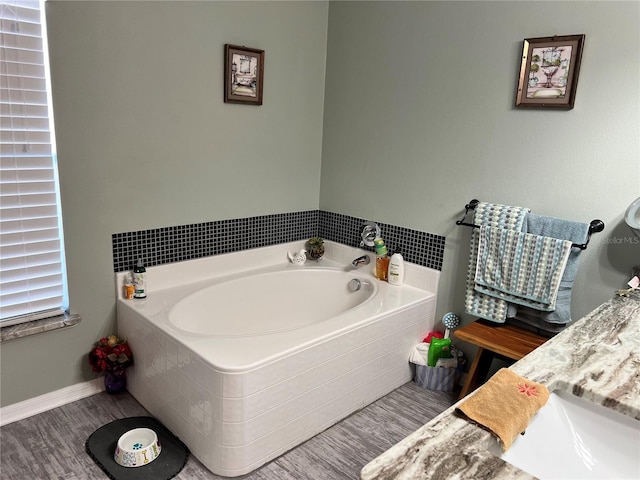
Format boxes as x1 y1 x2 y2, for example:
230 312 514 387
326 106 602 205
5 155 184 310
1 0 67 326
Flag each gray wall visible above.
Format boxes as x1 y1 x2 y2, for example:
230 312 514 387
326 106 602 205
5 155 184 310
321 0 640 354
0 1 329 407
2 0 639 407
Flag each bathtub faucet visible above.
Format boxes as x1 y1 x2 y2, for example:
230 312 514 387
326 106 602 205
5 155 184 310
351 255 371 268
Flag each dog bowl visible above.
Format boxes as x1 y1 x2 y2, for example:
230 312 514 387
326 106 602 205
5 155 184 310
114 428 161 467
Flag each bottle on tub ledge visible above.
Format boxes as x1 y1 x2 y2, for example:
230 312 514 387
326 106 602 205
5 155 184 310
374 237 390 281
133 258 147 298
387 246 405 286
123 272 135 300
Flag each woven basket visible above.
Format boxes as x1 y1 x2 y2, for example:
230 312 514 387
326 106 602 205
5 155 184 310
414 364 459 392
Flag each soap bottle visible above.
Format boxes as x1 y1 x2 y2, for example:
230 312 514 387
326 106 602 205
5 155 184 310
374 237 389 281
123 272 135 300
133 259 147 298
388 246 405 286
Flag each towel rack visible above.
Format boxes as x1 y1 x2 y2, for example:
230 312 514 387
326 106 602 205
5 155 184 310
455 199 605 250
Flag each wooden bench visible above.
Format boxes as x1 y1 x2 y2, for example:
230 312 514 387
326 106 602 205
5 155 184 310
453 320 548 400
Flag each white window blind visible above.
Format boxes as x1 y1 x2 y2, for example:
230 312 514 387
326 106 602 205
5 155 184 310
1 0 68 326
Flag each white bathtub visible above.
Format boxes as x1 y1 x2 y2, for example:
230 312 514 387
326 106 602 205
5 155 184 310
168 268 376 339
116 241 439 476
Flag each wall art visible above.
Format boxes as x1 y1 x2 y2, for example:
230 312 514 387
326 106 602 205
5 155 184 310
224 44 264 105
515 34 585 109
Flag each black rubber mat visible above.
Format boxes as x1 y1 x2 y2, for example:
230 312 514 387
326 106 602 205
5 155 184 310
85 416 189 480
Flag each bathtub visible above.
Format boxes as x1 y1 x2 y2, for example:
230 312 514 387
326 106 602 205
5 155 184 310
168 268 376 340
116 241 439 476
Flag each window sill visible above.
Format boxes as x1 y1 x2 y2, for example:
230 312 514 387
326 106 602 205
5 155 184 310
0 313 81 343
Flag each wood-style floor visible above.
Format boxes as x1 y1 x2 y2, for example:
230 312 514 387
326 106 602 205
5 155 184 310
0 382 457 479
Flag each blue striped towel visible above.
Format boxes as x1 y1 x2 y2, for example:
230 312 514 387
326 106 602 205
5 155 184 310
474 226 572 311
507 214 590 326
464 202 530 323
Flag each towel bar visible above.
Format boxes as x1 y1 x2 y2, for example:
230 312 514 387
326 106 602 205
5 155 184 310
455 199 604 250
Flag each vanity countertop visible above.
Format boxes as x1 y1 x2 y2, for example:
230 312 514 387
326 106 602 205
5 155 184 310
360 294 640 480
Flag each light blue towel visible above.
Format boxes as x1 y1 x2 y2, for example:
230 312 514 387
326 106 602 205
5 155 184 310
474 226 572 311
507 214 589 326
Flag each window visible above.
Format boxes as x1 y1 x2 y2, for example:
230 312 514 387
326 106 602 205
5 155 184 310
1 0 68 326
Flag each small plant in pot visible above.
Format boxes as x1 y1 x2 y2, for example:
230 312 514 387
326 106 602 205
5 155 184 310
307 237 325 261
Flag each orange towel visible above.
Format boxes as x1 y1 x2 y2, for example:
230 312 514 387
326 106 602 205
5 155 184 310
456 368 549 451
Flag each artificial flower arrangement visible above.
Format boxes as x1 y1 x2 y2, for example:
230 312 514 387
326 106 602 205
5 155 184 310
88 335 133 376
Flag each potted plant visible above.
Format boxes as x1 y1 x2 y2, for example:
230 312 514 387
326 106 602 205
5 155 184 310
528 62 539 87
88 335 134 394
307 237 325 260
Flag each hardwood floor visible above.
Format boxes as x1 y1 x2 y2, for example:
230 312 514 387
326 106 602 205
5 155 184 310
0 382 457 479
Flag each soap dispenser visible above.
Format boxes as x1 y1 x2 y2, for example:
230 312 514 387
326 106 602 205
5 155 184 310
133 259 147 298
374 238 389 281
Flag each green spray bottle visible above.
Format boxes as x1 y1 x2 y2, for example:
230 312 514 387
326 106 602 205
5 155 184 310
427 337 452 367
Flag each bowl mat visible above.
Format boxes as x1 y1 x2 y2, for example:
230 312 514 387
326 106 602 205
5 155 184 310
86 416 189 480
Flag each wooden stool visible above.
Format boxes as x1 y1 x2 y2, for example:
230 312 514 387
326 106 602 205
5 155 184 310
453 320 548 400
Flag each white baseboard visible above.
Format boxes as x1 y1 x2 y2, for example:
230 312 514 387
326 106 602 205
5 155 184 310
0 377 105 427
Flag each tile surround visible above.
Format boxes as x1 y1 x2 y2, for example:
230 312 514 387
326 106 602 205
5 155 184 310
112 210 445 272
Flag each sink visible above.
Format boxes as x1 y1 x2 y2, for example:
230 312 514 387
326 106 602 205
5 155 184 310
487 390 640 479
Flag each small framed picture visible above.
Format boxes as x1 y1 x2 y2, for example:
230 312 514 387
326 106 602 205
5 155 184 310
515 34 585 109
224 44 264 106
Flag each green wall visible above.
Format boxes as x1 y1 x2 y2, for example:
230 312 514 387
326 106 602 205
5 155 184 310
321 1 639 348
2 0 638 407
0 1 329 407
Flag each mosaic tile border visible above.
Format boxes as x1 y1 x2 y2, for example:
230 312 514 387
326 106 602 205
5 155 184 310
112 211 318 272
318 211 445 271
112 210 445 272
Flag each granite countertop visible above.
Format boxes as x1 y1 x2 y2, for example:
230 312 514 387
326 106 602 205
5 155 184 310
361 293 640 479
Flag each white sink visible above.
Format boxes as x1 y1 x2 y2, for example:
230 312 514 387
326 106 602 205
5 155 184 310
487 390 640 479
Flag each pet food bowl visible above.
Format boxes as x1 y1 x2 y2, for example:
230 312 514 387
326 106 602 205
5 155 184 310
114 428 161 467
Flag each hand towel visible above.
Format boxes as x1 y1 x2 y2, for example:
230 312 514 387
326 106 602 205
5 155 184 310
456 368 549 451
507 214 590 327
474 226 572 311
465 202 530 323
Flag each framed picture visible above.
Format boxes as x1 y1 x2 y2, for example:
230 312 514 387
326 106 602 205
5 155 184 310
224 44 264 105
515 34 585 109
